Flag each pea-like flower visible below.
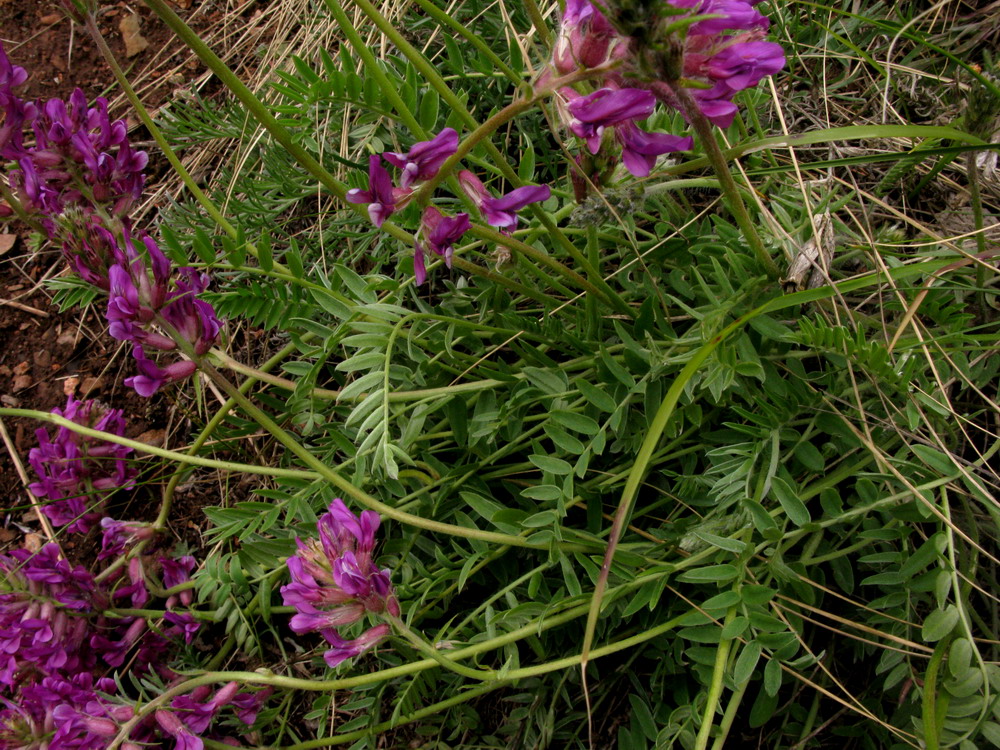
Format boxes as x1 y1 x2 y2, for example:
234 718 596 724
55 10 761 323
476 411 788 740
458 171 551 232
413 207 471 285
28 396 136 533
281 499 399 667
383 128 459 189
346 154 399 227
567 87 656 154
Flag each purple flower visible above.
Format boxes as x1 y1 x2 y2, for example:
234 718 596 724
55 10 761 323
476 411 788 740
383 128 458 189
230 688 273 725
686 0 769 35
280 499 399 666
171 683 240 734
458 171 551 232
113 557 150 609
160 268 222 357
155 709 205 750
99 518 154 561
320 624 391 667
413 207 471 285
346 154 399 227
616 121 693 177
125 345 198 397
161 555 197 607
567 88 655 153
552 0 624 73
705 40 785 91
0 545 97 685
28 396 135 533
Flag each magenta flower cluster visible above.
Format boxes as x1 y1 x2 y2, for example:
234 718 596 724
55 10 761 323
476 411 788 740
0 42 221 397
547 0 784 182
281 499 400 667
345 128 550 284
0 540 267 749
28 396 136 533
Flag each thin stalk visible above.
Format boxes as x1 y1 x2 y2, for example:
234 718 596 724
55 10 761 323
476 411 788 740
0 408 317 479
84 13 233 238
966 153 990 317
522 0 552 47
710 676 751 750
213 349 506 401
694 607 737 750
195 359 593 551
585 224 600 336
279 680 505 750
387 614 498 681
673 87 779 279
409 0 522 84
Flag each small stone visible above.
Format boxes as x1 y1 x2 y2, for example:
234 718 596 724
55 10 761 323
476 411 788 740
136 428 166 447
40 13 62 24
80 376 103 396
0 395 20 407
0 234 15 256
62 376 80 397
119 14 150 57
23 532 43 553
12 375 32 392
12 361 30 376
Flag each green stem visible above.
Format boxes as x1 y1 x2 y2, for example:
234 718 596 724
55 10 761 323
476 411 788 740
142 0 348 201
522 0 552 47
84 14 234 238
966 152 990 318
387 614 498 681
409 0 522 84
280 680 504 750
922 635 951 750
195 359 592 551
710 676 750 750
673 87 779 279
694 607 736 750
0 408 317 479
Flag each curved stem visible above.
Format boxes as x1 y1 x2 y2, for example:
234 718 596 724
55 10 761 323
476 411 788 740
108 596 686 749
194 359 594 551
84 14 232 238
672 87 779 279
694 607 736 750
0 408 317 479
387 613 498 681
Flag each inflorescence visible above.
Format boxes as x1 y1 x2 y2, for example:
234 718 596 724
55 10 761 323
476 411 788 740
0 42 221 397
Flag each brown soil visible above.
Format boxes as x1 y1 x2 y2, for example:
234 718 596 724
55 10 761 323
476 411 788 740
0 2 260 559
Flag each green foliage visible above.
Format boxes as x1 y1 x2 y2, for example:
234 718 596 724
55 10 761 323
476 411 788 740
79 0 1000 745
